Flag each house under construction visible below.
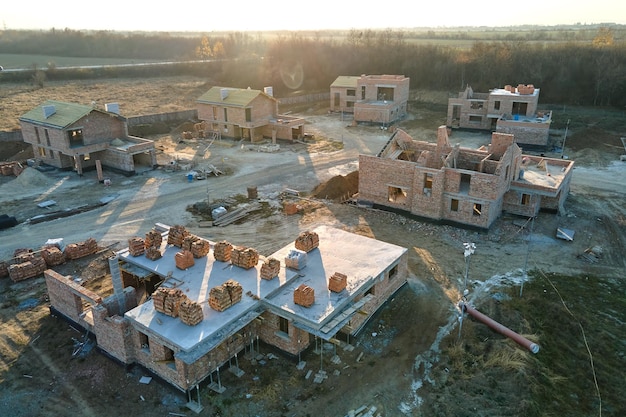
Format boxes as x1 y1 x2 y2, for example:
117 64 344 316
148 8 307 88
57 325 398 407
358 126 574 229
44 224 407 398
447 84 552 150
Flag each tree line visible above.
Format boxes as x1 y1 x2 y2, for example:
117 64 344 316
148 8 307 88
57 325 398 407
1 27 625 107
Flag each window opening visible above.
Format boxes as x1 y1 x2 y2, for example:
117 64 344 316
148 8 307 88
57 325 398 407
451 199 459 212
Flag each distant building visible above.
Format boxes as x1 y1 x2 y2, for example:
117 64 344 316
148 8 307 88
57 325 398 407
358 126 574 229
44 225 407 396
330 74 410 125
196 86 306 143
447 85 552 150
19 100 156 176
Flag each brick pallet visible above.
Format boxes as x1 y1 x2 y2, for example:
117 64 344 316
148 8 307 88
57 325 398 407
175 250 195 270
145 247 162 261
179 300 204 326
41 246 66 266
153 287 186 317
190 238 211 258
208 279 243 312
260 257 281 280
167 225 189 247
294 284 315 307
294 231 319 253
8 256 46 282
144 230 162 249
64 237 98 260
328 272 348 293
181 235 199 251
285 249 307 270
128 237 145 256
213 241 233 262
231 246 259 269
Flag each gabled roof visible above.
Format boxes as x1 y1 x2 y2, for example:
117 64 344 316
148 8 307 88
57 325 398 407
197 87 274 107
19 100 117 129
331 76 360 88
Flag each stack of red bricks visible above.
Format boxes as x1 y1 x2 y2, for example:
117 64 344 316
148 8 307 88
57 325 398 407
328 272 348 293
178 299 204 326
8 250 47 282
294 284 315 307
0 261 9 278
209 279 243 311
144 230 162 260
167 225 189 247
190 238 210 258
213 241 233 262
152 287 186 317
41 245 66 266
175 250 195 270
128 237 145 256
294 231 319 253
260 257 280 280
145 229 162 249
64 237 98 260
181 235 199 252
231 246 259 269
0 161 23 176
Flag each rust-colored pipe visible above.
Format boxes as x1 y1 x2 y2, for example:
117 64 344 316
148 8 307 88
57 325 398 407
460 302 540 354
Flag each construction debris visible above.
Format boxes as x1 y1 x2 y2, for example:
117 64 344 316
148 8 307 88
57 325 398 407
578 246 603 263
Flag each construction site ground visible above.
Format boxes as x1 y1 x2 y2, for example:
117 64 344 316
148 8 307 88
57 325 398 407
1 78 625 417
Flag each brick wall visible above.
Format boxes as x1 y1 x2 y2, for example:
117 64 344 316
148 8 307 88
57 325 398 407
257 311 311 355
44 269 103 330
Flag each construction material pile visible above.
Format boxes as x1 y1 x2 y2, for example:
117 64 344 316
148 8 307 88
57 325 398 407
167 225 189 247
328 272 348 293
41 245 66 266
295 231 319 252
0 261 8 278
128 237 145 256
181 235 210 258
0 161 23 176
285 249 307 270
64 237 98 260
231 246 259 269
152 287 186 317
144 229 163 260
294 284 315 307
209 279 243 312
175 250 195 270
260 257 281 280
213 241 233 262
8 249 47 282
178 299 204 326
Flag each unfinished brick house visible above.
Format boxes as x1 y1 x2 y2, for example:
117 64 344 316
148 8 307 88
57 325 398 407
19 100 156 176
446 85 552 150
358 126 574 229
44 224 407 402
196 86 305 143
330 74 410 125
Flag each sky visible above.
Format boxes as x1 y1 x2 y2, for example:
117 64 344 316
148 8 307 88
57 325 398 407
3 1 626 32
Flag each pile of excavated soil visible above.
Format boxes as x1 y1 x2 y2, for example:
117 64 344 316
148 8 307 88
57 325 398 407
311 171 359 201
0 167 54 199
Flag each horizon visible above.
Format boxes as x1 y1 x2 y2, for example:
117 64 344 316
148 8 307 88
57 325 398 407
4 1 626 33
